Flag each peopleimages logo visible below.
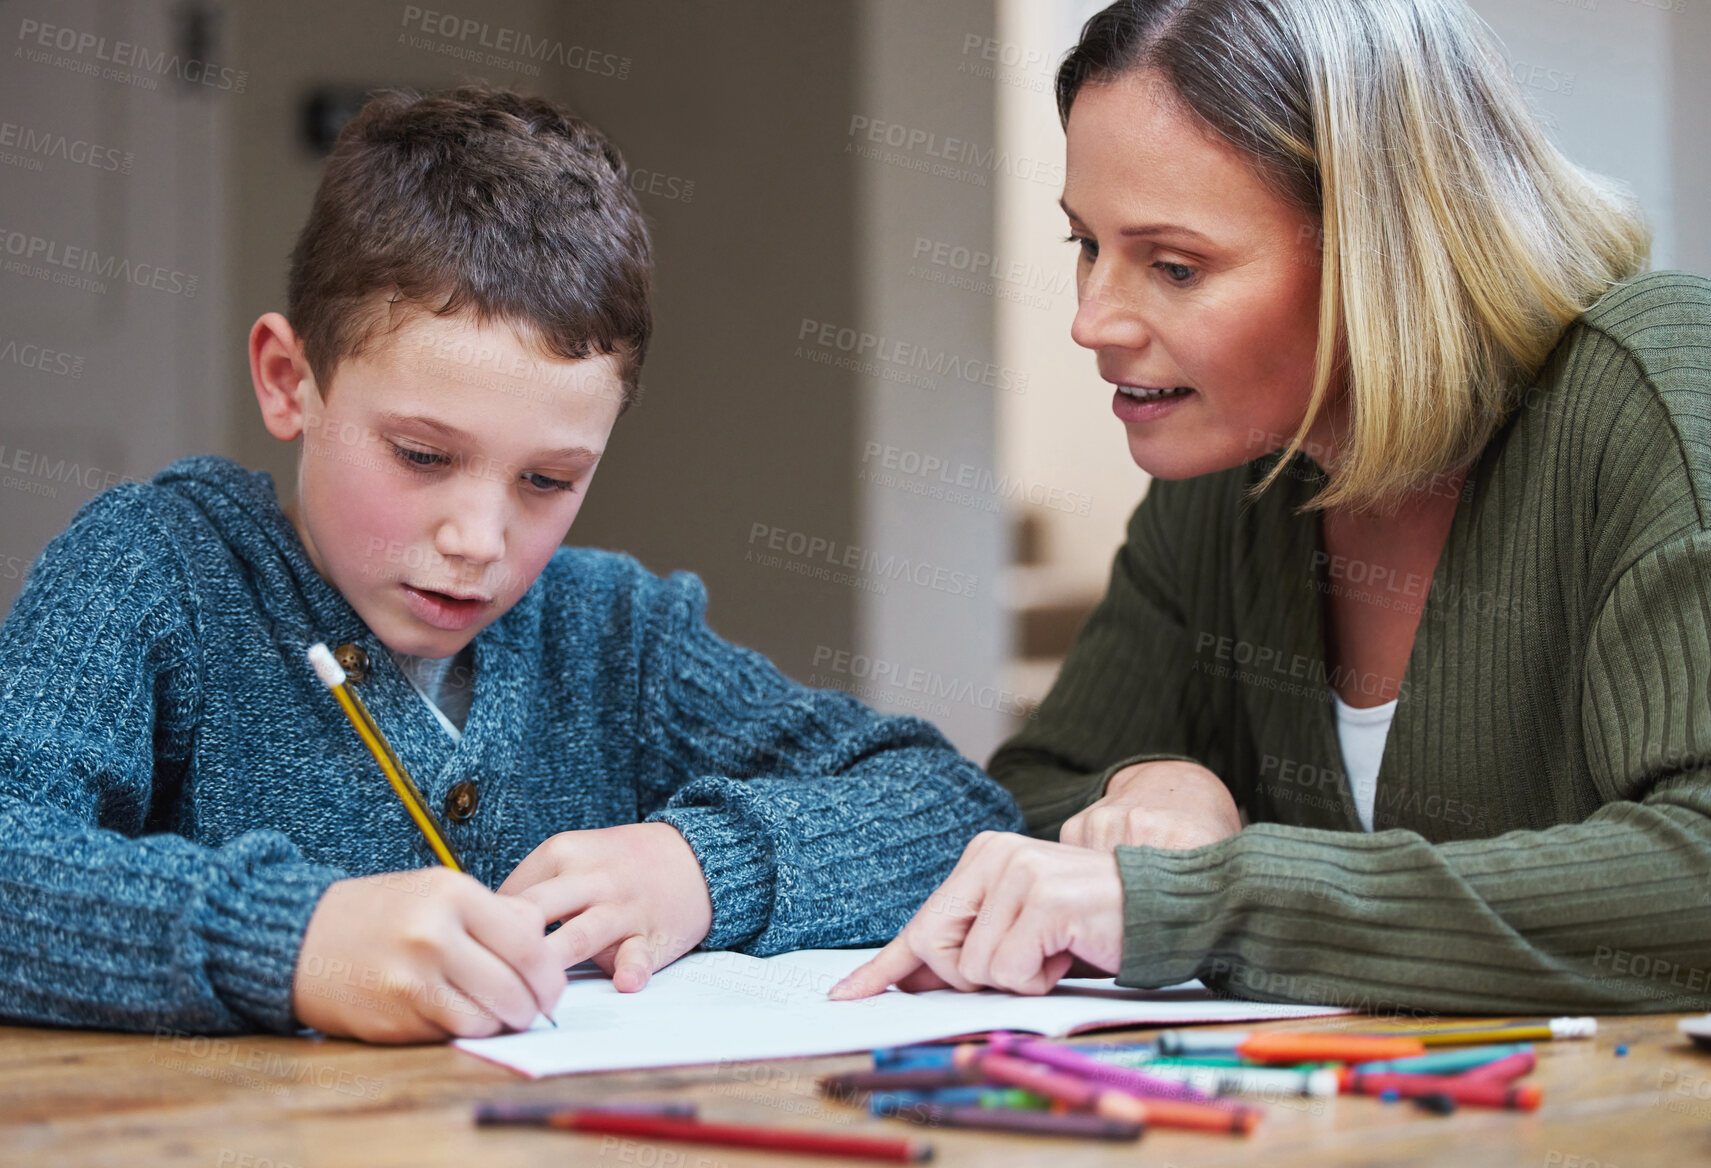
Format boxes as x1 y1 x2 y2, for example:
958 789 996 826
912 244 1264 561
398 6 631 80
0 120 133 174
0 226 198 297
15 18 248 92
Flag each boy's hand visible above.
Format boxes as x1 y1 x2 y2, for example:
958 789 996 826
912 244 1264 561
830 832 1123 999
1059 759 1242 851
292 868 566 1044
498 822 714 993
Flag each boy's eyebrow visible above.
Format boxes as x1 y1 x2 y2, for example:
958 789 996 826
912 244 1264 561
1057 197 1213 243
378 412 603 462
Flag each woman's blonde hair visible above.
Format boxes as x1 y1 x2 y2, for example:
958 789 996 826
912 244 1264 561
1058 0 1652 512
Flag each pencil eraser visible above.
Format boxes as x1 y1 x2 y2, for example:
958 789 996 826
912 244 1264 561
1549 1017 1597 1040
307 642 346 688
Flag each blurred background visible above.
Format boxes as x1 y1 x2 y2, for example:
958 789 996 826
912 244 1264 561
2 0 1707 763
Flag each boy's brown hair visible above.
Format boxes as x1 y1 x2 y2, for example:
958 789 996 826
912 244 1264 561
288 84 652 407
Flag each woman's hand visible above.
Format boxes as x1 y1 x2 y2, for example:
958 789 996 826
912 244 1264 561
829 832 1123 999
292 868 566 1043
1060 759 1242 851
498 822 714 992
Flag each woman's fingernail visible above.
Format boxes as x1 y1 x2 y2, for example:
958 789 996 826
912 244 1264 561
828 977 854 999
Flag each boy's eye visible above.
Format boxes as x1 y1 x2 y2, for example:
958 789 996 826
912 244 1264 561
391 442 449 468
524 472 577 493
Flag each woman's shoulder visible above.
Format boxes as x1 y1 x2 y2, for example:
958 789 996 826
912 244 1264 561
1576 269 1711 343
1511 271 1711 571
1549 271 1711 416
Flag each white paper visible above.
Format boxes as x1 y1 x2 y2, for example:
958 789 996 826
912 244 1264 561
455 948 1348 1078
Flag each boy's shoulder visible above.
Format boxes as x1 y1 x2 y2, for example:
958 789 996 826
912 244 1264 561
504 545 713 648
32 455 270 574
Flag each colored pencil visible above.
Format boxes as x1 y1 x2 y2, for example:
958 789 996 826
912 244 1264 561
969 1050 1261 1135
525 1112 934 1162
869 1088 1049 1114
1459 1050 1537 1082
822 1067 982 1096
893 1104 1142 1140
1345 1070 1542 1110
476 1101 696 1124
1351 1043 1530 1076
985 1037 1221 1103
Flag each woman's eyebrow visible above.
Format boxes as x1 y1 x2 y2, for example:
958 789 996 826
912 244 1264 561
1057 199 1213 244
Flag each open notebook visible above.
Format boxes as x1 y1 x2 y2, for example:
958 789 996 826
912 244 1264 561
456 947 1347 1078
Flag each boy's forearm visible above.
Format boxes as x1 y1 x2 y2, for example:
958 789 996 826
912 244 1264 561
653 740 1022 956
0 800 343 1035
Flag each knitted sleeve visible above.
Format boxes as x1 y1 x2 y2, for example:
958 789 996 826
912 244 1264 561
632 572 1024 955
1112 531 1711 1013
987 475 1254 840
0 489 344 1034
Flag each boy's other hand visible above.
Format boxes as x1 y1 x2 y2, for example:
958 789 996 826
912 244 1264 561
292 868 566 1043
1059 759 1242 851
829 832 1123 1000
498 822 714 993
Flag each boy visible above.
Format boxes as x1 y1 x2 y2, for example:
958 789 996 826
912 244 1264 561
0 86 1022 1043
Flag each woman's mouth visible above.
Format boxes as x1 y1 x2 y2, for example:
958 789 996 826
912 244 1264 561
1112 384 1194 422
400 584 492 631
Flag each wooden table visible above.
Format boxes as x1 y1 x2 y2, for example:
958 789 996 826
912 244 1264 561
5 1012 1710 1167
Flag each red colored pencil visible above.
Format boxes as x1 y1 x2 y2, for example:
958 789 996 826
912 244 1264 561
540 1111 933 1162
1460 1050 1537 1082
1347 1070 1542 1110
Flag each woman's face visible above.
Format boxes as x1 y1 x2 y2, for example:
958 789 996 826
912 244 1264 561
1062 70 1339 479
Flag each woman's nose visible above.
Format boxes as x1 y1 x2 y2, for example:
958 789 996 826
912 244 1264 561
1070 266 1148 352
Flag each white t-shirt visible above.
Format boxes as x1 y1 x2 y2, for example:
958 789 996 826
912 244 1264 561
1332 692 1398 831
389 645 475 743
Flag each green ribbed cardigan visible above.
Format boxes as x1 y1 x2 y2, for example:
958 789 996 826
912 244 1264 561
990 271 1711 1015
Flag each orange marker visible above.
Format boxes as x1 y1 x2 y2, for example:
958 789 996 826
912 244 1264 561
1238 1033 1426 1065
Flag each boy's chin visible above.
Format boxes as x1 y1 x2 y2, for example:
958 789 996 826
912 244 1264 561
364 606 487 660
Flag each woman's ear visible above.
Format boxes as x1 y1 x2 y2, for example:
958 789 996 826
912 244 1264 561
250 313 320 441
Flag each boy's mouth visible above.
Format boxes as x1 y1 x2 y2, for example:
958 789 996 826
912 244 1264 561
400 584 492 632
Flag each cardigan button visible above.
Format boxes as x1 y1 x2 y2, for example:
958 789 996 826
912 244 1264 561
333 643 369 683
445 780 479 823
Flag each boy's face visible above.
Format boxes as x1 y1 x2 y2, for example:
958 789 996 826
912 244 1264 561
286 310 625 658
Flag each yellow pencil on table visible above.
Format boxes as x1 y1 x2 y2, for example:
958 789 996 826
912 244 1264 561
306 642 559 1029
1356 1017 1596 1047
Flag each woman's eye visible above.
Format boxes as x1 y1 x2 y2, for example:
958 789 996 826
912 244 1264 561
1063 233 1098 260
524 472 577 493
1153 261 1197 284
391 443 448 468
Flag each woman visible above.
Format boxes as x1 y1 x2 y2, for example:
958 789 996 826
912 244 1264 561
833 0 1711 1014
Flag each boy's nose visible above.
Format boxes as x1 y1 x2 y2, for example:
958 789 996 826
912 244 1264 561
433 492 506 566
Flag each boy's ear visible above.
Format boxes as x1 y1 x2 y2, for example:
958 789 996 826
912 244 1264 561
249 313 320 441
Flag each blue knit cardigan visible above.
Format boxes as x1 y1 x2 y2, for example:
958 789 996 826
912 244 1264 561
0 456 1022 1035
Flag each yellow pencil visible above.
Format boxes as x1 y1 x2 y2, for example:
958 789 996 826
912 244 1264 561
308 642 462 870
1355 1017 1597 1047
306 644 559 1030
